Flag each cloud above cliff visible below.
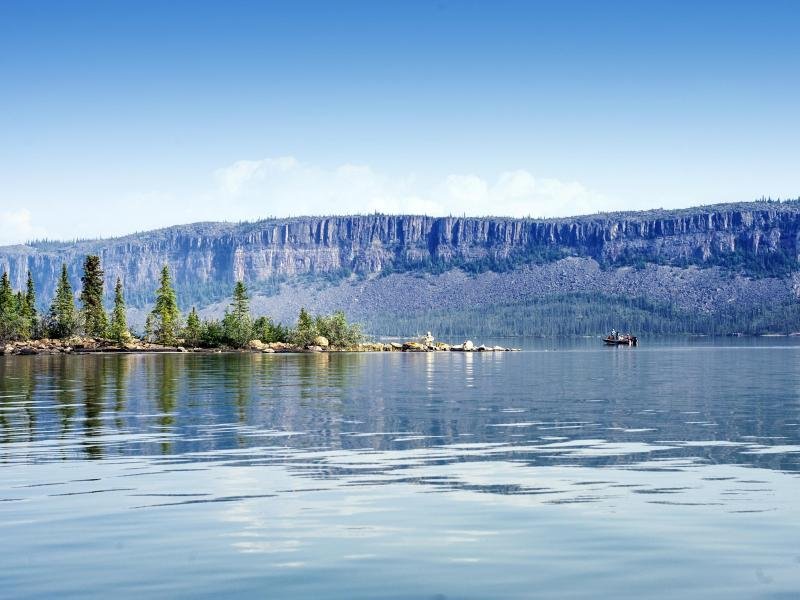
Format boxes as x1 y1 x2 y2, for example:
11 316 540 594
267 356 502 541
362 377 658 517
0 158 611 246
213 156 611 219
0 209 46 246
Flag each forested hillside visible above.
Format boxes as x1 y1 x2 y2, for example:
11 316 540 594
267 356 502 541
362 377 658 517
361 294 800 338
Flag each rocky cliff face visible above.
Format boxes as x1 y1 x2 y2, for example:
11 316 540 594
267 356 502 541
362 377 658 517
1 201 799 311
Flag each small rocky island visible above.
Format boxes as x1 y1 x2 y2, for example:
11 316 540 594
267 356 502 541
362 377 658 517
0 255 519 357
2 335 519 356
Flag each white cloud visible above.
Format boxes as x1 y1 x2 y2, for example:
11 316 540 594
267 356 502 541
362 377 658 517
439 174 490 210
0 209 46 246
214 156 301 195
211 156 613 220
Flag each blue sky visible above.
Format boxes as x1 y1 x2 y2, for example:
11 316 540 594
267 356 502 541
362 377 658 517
1 0 798 243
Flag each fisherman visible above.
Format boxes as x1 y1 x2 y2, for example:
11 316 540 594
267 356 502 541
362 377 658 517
611 328 617 339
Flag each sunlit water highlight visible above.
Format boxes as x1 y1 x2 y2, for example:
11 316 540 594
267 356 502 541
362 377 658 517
2 338 800 598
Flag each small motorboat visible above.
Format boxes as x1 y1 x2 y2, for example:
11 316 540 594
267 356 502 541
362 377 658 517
604 334 638 346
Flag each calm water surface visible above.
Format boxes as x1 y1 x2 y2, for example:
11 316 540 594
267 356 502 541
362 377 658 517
2 338 800 599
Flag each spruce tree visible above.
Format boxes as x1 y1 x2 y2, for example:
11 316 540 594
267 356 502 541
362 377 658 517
144 314 154 342
150 265 181 344
222 281 252 348
298 307 313 332
253 315 287 343
23 271 37 337
291 307 318 347
184 307 201 347
14 292 32 340
48 264 78 339
80 255 108 337
0 272 19 340
0 271 12 308
108 277 129 343
199 318 224 347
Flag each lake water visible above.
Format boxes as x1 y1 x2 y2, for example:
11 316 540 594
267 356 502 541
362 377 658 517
2 338 800 599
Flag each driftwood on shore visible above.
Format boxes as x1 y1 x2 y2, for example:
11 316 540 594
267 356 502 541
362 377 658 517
1 337 520 356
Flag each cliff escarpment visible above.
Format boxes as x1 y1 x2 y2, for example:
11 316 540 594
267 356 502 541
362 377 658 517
1 201 799 321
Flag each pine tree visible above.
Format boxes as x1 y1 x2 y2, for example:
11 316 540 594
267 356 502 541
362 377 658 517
184 307 201 347
0 271 19 340
14 291 33 339
48 264 78 339
290 307 318 347
222 281 252 348
150 265 181 344
231 281 249 321
253 315 288 343
144 314 154 342
108 277 129 343
80 255 108 337
298 307 313 332
199 317 224 347
23 271 37 337
0 271 12 308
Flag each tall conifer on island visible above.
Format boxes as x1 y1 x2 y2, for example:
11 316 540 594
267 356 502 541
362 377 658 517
0 271 20 341
80 255 108 337
109 277 130 343
0 271 13 310
290 307 318 347
184 307 201 347
48 264 78 339
23 271 37 336
14 292 33 340
150 265 181 344
222 281 253 348
298 307 314 334
144 314 154 343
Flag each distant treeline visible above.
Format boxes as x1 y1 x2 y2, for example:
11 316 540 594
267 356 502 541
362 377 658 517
0 257 363 349
361 293 800 338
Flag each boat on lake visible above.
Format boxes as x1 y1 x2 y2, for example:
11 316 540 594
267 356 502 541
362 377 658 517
604 332 638 346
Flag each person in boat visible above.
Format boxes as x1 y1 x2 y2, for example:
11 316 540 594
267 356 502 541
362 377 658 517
611 328 617 340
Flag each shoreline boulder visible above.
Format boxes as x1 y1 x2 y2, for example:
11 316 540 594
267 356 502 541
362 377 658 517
248 339 267 351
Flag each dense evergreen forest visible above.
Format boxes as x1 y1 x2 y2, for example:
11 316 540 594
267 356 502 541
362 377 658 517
361 293 800 338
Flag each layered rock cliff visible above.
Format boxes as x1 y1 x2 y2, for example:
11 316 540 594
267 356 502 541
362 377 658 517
1 201 799 320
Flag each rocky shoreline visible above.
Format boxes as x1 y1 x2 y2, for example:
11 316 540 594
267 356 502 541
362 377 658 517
1 337 520 356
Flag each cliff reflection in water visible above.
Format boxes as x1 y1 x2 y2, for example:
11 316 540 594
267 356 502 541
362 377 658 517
1 345 799 477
